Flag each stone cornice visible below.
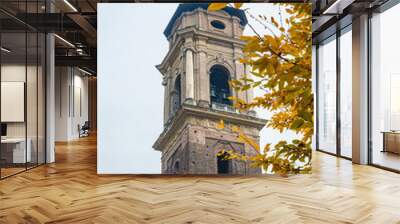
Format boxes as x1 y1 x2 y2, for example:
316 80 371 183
156 38 184 75
152 104 267 152
157 27 245 75
177 27 245 46
166 7 245 40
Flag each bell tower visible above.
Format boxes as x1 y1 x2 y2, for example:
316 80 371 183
153 3 265 174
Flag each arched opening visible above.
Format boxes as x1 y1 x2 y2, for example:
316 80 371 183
217 151 230 174
210 65 232 106
171 75 181 113
174 160 180 174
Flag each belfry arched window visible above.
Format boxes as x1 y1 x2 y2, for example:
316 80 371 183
209 65 232 106
217 151 231 174
174 160 180 174
171 75 181 114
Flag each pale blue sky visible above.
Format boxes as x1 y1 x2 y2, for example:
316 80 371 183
98 3 299 173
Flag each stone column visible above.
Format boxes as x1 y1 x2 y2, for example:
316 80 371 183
352 14 369 165
233 44 246 104
185 49 195 104
45 0 55 163
232 17 242 39
235 61 247 105
162 73 169 125
46 32 55 163
244 64 257 116
245 64 253 103
197 37 209 108
198 9 206 31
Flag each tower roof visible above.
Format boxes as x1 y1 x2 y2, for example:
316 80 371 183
163 3 248 39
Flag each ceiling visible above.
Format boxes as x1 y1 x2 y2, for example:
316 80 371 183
0 0 395 74
312 0 390 43
0 0 100 74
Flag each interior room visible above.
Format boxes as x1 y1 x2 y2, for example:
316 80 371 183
313 0 400 173
0 12 46 178
370 3 400 171
0 0 97 179
54 66 92 142
0 0 400 223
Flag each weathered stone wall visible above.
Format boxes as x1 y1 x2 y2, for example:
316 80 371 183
161 115 262 174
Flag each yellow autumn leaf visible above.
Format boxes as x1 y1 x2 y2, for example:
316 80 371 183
207 4 312 175
234 3 243 8
216 120 225 129
263 144 271 153
208 3 228 11
271 17 279 27
237 134 260 153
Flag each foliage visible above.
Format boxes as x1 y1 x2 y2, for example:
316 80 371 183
209 3 312 175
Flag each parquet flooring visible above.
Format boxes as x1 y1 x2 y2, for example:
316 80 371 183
0 167 26 178
1 135 400 223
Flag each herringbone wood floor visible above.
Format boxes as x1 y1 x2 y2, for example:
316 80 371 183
1 135 400 224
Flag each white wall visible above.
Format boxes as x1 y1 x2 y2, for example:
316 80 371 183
55 67 89 141
55 67 69 141
75 72 89 135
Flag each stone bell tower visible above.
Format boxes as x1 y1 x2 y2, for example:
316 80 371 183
153 3 265 174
